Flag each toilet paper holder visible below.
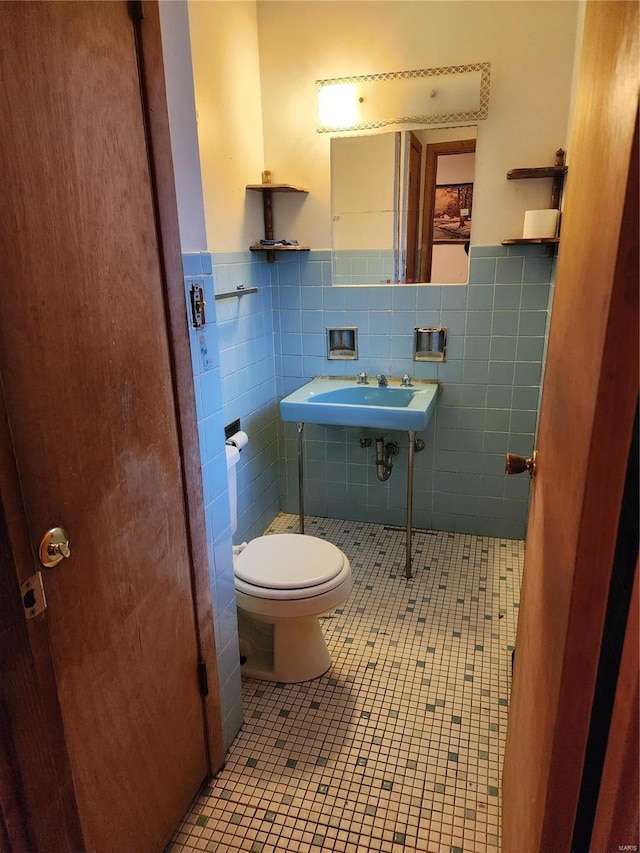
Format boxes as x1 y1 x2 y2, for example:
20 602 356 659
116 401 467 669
225 418 249 451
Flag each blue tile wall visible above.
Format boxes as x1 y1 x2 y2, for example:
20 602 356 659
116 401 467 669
211 252 280 544
333 249 397 285
275 245 554 539
182 252 243 751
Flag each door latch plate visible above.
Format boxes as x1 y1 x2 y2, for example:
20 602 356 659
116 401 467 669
189 283 206 329
21 572 47 619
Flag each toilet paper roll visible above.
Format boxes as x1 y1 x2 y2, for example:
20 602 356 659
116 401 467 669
225 430 249 451
225 444 240 468
523 209 559 239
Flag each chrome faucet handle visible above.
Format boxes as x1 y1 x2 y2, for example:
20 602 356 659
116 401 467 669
376 374 388 387
356 372 368 385
401 374 413 387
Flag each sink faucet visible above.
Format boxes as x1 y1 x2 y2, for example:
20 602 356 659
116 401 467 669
356 372 368 385
376 374 388 387
401 374 413 387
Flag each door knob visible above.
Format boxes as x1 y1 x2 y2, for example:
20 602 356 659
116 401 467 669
505 451 537 478
39 527 71 568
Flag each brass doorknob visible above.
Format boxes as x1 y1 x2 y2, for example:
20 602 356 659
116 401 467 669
39 527 71 568
505 451 537 478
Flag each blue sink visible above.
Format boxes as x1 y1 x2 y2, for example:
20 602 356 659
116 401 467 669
280 377 439 431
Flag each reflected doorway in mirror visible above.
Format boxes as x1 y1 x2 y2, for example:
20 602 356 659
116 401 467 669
420 137 476 284
330 127 476 286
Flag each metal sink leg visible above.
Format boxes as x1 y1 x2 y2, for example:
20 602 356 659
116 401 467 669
406 430 415 579
297 422 305 534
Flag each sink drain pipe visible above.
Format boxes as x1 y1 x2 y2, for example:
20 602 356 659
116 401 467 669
375 437 398 481
371 433 419 579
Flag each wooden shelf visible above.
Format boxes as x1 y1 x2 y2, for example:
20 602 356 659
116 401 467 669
246 183 308 194
249 244 310 253
502 237 560 246
502 149 567 251
507 166 568 181
246 182 309 262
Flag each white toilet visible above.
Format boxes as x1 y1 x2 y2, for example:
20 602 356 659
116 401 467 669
226 445 353 682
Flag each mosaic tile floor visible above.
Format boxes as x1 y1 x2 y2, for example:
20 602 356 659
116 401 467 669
170 513 523 853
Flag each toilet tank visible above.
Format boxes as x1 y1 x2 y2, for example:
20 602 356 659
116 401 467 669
225 445 240 535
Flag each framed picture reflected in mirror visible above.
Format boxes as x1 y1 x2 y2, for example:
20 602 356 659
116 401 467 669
432 182 473 244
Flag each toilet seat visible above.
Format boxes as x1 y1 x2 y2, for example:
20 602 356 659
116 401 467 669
234 534 349 600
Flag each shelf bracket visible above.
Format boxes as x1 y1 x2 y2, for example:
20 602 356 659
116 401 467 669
258 190 274 262
550 148 566 209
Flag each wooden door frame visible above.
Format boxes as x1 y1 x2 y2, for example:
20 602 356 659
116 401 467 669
0 4 223 850
405 130 423 283
419 138 476 283
133 0 224 777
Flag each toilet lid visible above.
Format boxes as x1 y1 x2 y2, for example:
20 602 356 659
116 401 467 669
234 534 345 590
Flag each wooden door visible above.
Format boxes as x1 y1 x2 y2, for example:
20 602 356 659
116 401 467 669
0 3 215 850
502 3 639 851
405 131 423 282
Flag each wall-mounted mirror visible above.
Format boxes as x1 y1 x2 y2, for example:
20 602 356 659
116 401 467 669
331 126 476 285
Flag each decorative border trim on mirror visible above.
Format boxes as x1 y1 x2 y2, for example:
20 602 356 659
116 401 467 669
316 62 490 133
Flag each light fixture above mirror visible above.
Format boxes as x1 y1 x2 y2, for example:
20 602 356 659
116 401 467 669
316 62 490 133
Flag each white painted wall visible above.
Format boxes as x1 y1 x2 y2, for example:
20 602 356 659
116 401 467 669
437 153 476 186
256 1 580 250
188 1 265 252
158 0 207 252
177 1 579 255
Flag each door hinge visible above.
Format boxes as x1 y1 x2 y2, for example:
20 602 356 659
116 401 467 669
197 660 209 697
128 0 144 22
21 571 47 620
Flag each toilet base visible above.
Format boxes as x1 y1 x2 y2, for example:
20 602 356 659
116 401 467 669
238 609 331 683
